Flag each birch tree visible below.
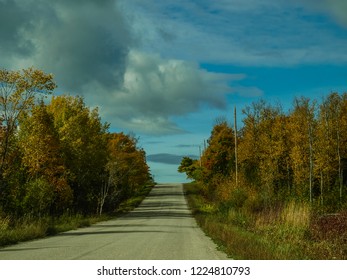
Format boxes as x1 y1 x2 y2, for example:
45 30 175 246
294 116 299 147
288 97 316 203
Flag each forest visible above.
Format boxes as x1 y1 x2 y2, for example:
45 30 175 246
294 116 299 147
0 68 152 229
180 92 347 259
181 93 347 210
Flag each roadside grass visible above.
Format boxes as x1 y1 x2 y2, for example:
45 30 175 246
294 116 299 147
0 184 153 248
116 184 154 214
184 182 347 260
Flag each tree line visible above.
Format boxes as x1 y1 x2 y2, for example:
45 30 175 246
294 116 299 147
0 67 152 219
179 93 347 212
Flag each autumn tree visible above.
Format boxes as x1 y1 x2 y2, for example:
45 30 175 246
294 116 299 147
0 68 56 215
18 102 72 215
257 105 290 197
201 120 235 179
99 132 151 214
108 133 150 196
0 67 155 220
288 97 317 202
192 93 347 214
315 93 347 207
0 68 56 176
47 95 109 213
237 101 291 202
339 93 347 201
197 120 236 199
238 101 265 188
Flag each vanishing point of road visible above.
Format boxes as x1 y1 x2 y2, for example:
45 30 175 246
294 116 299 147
0 183 228 260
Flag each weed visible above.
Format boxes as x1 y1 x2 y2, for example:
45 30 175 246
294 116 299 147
0 216 10 231
184 182 347 260
0 184 154 247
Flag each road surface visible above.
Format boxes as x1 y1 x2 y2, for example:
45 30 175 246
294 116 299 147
0 183 228 260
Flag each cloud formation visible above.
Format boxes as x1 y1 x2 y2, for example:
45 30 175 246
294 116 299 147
1 0 243 135
1 0 132 92
4 0 345 137
122 0 347 66
93 50 238 134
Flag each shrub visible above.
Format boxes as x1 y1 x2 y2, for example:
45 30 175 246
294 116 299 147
310 211 347 241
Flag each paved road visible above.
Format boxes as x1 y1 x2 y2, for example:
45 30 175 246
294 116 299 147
0 183 228 260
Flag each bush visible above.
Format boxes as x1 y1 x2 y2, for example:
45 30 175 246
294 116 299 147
23 178 54 216
229 188 248 209
244 192 265 213
310 211 347 241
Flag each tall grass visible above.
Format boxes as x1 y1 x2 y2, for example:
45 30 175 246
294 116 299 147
184 182 347 259
0 216 50 247
0 184 153 247
0 214 108 247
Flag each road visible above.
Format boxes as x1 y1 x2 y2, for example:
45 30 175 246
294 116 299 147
0 183 228 260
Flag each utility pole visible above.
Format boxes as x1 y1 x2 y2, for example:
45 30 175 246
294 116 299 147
234 106 238 188
199 145 202 167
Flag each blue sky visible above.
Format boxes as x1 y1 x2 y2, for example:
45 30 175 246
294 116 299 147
1 0 347 183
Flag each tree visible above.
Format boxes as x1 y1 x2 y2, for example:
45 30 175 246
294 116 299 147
18 102 73 215
178 156 199 180
0 68 56 215
315 93 347 207
263 107 291 196
288 97 316 202
0 68 56 176
99 132 151 214
198 120 236 200
238 101 265 187
107 133 150 195
47 95 109 213
238 101 290 199
201 120 235 180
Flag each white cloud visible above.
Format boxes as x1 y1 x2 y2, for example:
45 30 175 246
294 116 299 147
1 0 253 136
3 0 346 137
91 50 241 135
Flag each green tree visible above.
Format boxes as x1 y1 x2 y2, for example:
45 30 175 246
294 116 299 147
178 156 199 180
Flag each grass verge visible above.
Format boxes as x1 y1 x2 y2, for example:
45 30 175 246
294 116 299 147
184 182 347 259
0 184 153 248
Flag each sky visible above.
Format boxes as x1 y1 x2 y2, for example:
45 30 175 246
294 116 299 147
1 0 347 183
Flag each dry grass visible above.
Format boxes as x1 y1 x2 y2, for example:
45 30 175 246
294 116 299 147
0 216 48 247
184 182 347 260
281 201 311 228
0 184 153 248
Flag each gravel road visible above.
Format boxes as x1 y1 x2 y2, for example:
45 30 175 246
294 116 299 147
0 183 228 260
